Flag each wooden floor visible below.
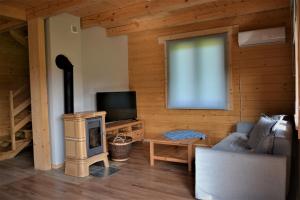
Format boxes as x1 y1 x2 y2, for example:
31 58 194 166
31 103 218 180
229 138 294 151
0 142 195 200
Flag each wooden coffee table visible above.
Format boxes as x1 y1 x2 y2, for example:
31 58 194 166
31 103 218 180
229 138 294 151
149 137 209 172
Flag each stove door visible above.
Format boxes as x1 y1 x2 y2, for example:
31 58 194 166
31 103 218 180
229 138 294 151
86 117 103 157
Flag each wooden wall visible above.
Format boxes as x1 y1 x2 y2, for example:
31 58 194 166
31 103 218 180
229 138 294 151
128 8 294 144
0 32 29 137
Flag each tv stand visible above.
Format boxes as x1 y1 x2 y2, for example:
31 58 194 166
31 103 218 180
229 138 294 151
106 119 137 125
106 120 144 142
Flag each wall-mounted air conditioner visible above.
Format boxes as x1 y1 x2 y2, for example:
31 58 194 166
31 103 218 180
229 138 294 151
238 27 286 47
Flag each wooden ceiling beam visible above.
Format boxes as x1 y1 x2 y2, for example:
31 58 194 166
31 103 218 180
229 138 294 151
81 0 216 29
26 0 99 19
0 20 26 33
106 0 290 36
9 29 28 47
27 17 52 170
0 4 26 21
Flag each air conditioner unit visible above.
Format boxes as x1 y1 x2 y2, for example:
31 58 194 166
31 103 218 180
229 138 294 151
238 27 285 47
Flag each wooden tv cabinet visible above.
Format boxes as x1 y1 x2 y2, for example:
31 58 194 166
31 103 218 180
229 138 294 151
106 120 144 142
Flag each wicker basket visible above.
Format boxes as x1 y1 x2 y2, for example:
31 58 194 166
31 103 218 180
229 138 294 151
108 136 133 162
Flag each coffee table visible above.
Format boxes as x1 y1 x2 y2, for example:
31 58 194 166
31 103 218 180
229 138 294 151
149 137 210 172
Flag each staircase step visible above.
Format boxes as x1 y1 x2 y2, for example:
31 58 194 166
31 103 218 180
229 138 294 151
14 115 31 134
14 98 31 117
0 140 10 148
0 140 31 160
16 139 31 145
23 130 32 139
0 135 10 142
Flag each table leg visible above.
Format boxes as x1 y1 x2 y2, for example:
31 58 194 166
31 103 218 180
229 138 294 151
188 143 192 172
150 140 154 166
103 157 110 168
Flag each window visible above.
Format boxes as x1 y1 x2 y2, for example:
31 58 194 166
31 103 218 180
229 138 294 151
167 33 229 109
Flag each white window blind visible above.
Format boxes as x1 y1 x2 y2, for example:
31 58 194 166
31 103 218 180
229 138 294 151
167 33 228 109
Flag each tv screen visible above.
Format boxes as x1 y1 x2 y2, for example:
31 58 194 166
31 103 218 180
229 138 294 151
96 91 137 123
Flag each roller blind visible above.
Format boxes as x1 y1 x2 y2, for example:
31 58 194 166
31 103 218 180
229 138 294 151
167 33 228 109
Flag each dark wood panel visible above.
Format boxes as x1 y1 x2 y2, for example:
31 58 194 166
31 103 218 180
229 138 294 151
0 32 29 137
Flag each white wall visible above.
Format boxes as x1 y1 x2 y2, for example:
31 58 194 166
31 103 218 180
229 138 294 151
81 27 129 111
46 16 128 166
46 13 84 166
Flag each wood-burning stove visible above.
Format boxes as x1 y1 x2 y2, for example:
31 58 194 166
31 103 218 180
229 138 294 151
63 111 109 177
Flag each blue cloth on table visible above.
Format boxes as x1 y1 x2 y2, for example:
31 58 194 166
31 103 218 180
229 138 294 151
164 130 206 140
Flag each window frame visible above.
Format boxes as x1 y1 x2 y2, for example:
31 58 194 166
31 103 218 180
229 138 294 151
159 26 234 110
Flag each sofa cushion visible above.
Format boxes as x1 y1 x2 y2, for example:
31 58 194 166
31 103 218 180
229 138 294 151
212 132 252 153
236 122 254 135
270 114 286 121
255 135 274 154
273 120 292 139
247 116 276 149
272 120 292 157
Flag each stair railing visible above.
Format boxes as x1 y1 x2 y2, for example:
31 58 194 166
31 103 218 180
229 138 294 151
9 85 31 151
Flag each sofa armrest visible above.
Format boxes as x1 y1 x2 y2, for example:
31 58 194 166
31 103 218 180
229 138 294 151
236 121 254 134
195 147 287 200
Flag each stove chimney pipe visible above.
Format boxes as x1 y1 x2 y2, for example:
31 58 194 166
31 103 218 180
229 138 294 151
55 54 74 114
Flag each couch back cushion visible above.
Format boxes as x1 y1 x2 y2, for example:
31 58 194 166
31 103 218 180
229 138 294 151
273 120 292 139
273 120 292 155
236 122 254 135
255 135 275 154
247 116 277 149
255 120 292 155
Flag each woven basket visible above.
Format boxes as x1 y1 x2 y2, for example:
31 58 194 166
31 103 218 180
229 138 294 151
108 136 132 162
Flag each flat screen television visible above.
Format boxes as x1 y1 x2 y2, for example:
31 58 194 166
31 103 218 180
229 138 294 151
96 91 137 123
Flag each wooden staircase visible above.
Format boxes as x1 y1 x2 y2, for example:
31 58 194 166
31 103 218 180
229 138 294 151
0 86 32 160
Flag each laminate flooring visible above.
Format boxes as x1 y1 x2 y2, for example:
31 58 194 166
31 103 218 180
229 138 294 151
0 143 195 200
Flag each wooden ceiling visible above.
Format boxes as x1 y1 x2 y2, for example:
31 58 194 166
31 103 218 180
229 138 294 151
0 0 291 36
1 0 145 17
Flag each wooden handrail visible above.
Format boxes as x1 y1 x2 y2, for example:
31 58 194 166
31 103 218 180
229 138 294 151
9 91 15 151
13 85 28 97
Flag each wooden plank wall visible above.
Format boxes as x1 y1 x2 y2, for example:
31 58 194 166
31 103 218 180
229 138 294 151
0 32 29 137
128 8 294 144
